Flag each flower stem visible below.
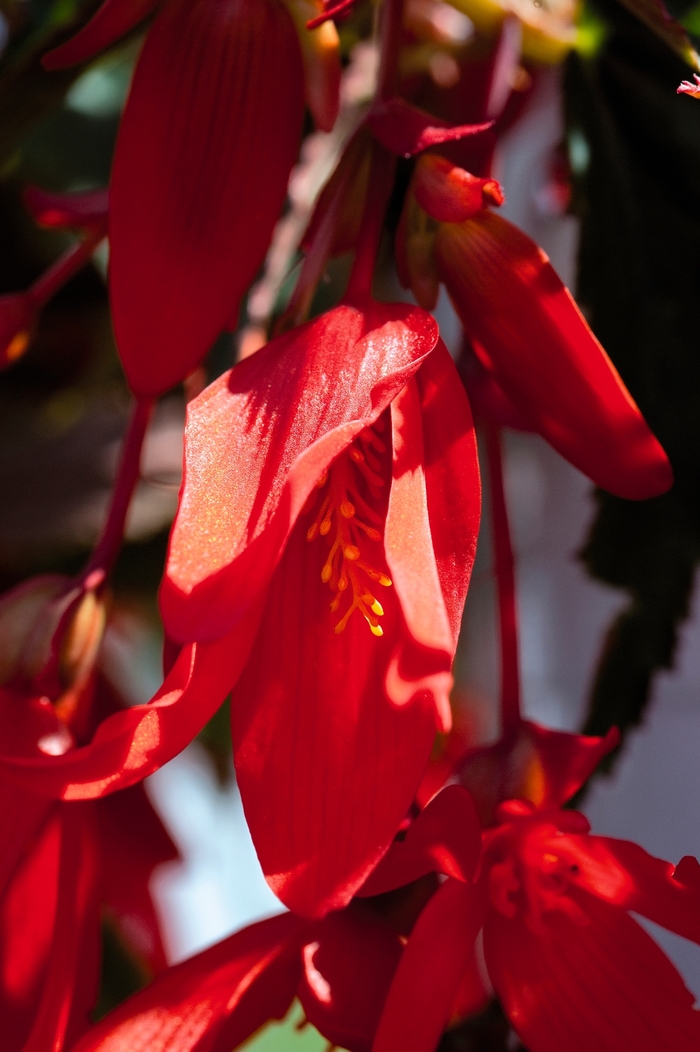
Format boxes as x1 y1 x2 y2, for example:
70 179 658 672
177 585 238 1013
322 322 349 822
485 424 521 735
82 396 154 583
345 142 396 300
29 229 105 308
377 0 405 101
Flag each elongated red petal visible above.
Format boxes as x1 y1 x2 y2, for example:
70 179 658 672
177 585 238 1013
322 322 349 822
372 878 483 1052
368 98 492 158
109 0 305 395
97 783 178 972
68 912 305 1052
23 803 100 1052
162 301 439 643
413 340 480 647
0 621 259 800
230 519 438 917
43 0 159 70
359 785 481 897
435 211 673 499
0 808 61 1050
485 891 700 1052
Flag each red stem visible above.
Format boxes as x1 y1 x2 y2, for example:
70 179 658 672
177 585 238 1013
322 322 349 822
377 0 405 101
28 228 105 307
485 424 521 736
82 396 154 582
345 143 396 300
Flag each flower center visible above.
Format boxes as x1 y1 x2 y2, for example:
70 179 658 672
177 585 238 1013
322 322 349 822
306 421 392 636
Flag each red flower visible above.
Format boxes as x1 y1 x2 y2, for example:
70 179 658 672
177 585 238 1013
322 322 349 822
0 576 177 1052
43 0 310 396
57 789 482 1052
397 154 673 500
0 297 480 922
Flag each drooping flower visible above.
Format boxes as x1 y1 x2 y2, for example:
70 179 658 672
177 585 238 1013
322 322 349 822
0 296 480 921
41 0 340 396
396 153 673 500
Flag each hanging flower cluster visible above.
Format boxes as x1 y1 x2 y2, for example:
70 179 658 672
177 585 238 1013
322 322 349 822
0 0 697 1049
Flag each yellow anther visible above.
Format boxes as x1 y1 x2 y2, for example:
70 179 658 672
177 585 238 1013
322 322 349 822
305 424 392 637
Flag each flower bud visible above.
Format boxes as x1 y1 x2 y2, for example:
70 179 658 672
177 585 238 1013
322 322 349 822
413 154 504 223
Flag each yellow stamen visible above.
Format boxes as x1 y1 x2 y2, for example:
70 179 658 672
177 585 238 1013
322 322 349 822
306 424 392 636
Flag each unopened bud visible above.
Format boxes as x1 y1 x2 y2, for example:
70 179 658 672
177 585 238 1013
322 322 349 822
413 154 504 223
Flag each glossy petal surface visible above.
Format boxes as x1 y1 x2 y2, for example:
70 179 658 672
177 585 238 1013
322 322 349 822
69 912 305 1052
485 890 700 1052
372 878 483 1052
109 0 305 394
162 300 439 642
436 211 672 499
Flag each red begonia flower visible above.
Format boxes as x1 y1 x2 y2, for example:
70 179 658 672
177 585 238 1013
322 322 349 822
55 0 306 396
160 296 480 917
434 211 672 499
0 298 480 922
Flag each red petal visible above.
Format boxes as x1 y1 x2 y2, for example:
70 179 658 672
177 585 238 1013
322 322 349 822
97 783 178 972
359 785 482 897
298 909 403 1052
456 723 618 826
109 0 305 395
0 808 61 1049
68 912 305 1052
162 300 439 643
368 98 492 158
43 0 159 69
230 513 438 918
414 339 480 647
563 834 700 946
23 804 100 1052
485 891 700 1052
372 878 483 1052
0 623 258 800
435 212 673 499
23 186 108 232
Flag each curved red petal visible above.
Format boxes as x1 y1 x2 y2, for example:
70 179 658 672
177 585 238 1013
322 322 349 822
231 510 438 918
298 910 403 1052
564 834 700 945
162 301 439 643
485 892 700 1052
435 212 673 500
359 785 482 897
414 339 480 647
68 912 305 1052
109 0 305 395
372 878 483 1052
43 0 159 70
0 619 259 800
368 98 492 158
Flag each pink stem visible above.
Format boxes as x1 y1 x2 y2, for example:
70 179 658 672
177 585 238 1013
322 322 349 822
28 228 105 307
485 424 521 736
82 396 154 582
